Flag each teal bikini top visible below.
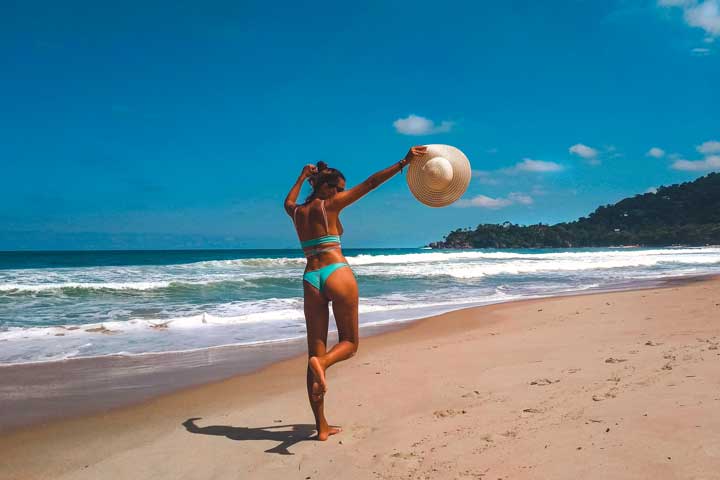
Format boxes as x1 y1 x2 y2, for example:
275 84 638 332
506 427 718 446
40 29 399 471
294 200 342 257
300 235 341 249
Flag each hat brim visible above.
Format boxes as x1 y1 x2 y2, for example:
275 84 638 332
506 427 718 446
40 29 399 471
406 144 471 208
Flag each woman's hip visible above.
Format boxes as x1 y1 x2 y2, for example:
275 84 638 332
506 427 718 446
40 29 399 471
303 262 356 296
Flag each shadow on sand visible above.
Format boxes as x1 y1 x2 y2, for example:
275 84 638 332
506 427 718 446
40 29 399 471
182 417 316 455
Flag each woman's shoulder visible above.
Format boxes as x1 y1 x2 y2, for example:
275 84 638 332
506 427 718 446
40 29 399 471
294 200 320 215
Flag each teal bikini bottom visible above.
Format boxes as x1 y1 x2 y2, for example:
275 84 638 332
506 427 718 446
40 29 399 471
303 262 352 292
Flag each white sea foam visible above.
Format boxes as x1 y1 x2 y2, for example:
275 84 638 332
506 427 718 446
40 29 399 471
0 290 524 365
0 291 519 343
2 247 718 293
0 278 254 293
355 251 720 279
152 247 720 268
0 281 175 292
190 257 306 267
346 247 720 266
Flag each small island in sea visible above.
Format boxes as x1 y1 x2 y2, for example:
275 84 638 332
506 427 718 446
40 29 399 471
430 172 720 249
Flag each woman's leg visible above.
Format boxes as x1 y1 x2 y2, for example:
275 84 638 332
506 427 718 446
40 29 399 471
315 266 359 370
303 280 340 440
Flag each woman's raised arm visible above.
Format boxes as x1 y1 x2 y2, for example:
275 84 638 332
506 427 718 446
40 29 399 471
283 164 317 216
329 146 427 211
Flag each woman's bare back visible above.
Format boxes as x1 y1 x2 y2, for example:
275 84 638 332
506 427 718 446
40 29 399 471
293 199 344 241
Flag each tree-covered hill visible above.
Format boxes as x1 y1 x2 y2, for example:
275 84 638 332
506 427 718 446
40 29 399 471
430 172 720 249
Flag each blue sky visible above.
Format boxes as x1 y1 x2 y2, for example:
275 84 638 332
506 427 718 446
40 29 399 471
1 0 718 250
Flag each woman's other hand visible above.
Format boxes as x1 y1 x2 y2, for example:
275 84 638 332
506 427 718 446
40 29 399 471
301 164 318 178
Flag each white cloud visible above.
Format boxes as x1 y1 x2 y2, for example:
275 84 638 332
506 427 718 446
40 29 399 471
686 1 720 36
691 46 712 54
669 140 720 170
507 158 564 173
647 147 666 158
472 170 500 185
530 185 548 196
659 0 694 5
508 192 534 205
605 145 623 159
660 0 720 37
697 139 720 154
475 157 563 180
671 155 720 171
645 186 659 193
569 143 600 164
393 114 453 136
455 192 533 209
455 195 512 208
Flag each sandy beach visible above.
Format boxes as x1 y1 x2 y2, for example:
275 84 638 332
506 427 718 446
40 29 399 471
2 277 719 479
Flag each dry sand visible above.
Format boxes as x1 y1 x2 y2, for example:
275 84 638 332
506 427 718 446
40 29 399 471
2 277 719 479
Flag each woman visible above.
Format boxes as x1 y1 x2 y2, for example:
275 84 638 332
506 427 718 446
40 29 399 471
283 145 427 440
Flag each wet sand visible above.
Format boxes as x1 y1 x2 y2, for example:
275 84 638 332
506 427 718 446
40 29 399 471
2 277 719 479
0 321 410 432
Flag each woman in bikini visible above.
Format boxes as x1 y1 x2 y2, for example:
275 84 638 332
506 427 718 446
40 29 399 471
283 145 427 440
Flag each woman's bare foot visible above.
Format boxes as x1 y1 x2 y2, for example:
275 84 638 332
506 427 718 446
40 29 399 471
309 356 327 395
316 425 342 441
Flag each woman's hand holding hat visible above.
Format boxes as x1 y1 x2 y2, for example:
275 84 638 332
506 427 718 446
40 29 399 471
401 145 428 169
404 145 427 164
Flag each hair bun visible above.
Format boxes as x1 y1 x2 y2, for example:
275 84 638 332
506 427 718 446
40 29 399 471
316 161 329 171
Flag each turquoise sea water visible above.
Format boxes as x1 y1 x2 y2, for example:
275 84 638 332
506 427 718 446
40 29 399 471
1 247 719 364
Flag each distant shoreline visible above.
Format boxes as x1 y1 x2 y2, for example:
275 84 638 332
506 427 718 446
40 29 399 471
429 172 720 249
427 243 720 249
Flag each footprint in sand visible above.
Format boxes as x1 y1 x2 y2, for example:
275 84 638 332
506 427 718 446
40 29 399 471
530 378 559 386
592 389 618 401
390 451 417 460
605 357 627 364
461 390 483 398
523 408 542 413
433 409 467 418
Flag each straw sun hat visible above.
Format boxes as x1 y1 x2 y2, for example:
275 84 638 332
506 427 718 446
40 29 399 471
406 144 471 207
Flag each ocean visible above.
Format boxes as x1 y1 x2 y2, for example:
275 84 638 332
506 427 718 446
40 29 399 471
1 247 719 365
